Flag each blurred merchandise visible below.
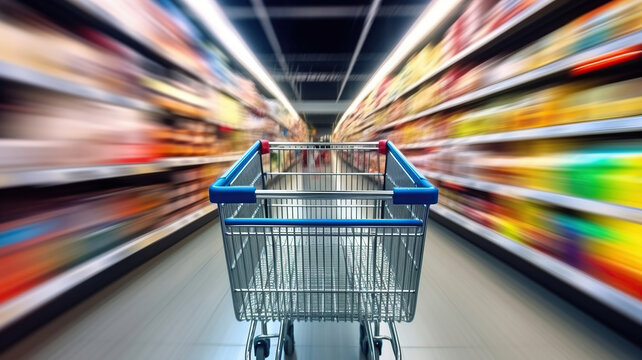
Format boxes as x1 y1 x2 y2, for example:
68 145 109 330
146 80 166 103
334 0 642 311
437 187 642 300
0 0 307 308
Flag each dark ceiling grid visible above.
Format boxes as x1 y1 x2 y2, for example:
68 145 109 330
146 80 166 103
337 0 381 101
219 0 426 130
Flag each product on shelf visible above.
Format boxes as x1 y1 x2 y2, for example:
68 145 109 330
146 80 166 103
0 0 309 311
336 0 642 134
436 186 642 301
333 0 642 315
0 163 225 303
409 138 642 209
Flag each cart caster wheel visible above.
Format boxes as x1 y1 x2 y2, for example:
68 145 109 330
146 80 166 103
359 324 381 357
284 323 295 356
254 339 270 360
360 324 368 355
373 340 382 356
255 346 266 360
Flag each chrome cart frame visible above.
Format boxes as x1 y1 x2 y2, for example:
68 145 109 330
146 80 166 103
210 141 438 359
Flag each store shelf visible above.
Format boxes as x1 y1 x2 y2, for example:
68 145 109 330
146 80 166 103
430 204 642 325
0 163 164 189
61 1 290 130
0 60 157 112
365 0 561 118
65 0 204 82
380 30 642 131
421 170 642 224
0 204 217 331
159 154 242 167
0 154 242 189
399 116 642 149
214 85 291 130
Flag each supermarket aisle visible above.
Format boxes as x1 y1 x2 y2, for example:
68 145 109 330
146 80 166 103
1 219 639 360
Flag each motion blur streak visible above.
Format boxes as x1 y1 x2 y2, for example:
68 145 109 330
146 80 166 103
335 0 642 304
0 0 306 313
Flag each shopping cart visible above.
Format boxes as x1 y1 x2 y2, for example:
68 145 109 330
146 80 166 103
209 141 438 360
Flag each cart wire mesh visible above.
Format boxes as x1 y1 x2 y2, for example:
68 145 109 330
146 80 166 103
215 142 433 322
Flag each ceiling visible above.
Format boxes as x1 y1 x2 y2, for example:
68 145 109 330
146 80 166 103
218 0 427 131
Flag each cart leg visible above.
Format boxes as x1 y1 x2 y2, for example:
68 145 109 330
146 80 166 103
247 320 295 360
360 321 402 360
388 322 402 360
361 321 379 360
273 320 288 360
245 320 257 360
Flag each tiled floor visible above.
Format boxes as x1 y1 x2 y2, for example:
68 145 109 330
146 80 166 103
2 220 640 359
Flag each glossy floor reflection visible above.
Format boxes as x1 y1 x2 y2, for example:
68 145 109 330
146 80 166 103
1 219 640 360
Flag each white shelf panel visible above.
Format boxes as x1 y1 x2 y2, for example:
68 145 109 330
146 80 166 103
399 116 642 149
422 170 642 224
160 154 242 167
0 154 243 189
0 60 157 112
430 204 642 325
0 204 217 330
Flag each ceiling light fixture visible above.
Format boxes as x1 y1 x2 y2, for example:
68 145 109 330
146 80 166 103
336 0 463 128
181 0 299 118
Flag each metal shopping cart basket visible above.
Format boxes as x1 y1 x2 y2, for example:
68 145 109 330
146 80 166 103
209 140 438 360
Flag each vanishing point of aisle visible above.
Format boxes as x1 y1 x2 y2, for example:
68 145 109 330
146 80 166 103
2 220 639 360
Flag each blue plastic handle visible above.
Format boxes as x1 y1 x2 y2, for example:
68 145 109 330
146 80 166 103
225 218 423 227
385 141 438 205
209 140 438 205
209 141 261 203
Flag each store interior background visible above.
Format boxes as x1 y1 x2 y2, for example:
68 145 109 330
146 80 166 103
0 0 641 358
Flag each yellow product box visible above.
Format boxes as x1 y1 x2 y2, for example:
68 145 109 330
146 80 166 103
432 42 444 69
585 219 642 270
537 86 567 127
418 45 435 73
598 170 642 208
513 98 541 130
611 0 642 37
554 86 593 124
405 53 420 84
487 106 510 133
496 214 524 243
449 114 467 138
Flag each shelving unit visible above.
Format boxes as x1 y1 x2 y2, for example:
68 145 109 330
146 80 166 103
0 60 157 112
364 0 562 119
0 154 242 189
335 0 642 332
381 30 642 131
64 0 204 81
422 170 642 224
0 0 308 331
0 204 217 330
400 116 642 148
430 204 642 325
60 0 293 131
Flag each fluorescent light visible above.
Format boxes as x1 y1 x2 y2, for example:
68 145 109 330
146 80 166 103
336 0 463 128
181 0 299 119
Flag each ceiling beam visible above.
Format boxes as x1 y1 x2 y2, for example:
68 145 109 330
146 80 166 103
223 5 425 19
337 0 381 101
293 101 350 115
272 72 369 82
250 0 301 100
258 53 385 62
